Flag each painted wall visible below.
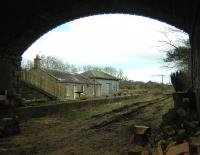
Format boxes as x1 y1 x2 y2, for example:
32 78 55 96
21 69 101 100
95 79 119 96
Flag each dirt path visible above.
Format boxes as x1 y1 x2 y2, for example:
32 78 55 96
0 95 173 155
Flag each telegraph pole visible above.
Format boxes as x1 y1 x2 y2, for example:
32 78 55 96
151 74 165 84
161 74 164 85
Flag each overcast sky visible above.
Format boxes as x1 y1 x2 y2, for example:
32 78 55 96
22 14 188 84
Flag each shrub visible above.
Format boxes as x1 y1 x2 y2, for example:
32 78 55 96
117 91 122 96
170 70 191 92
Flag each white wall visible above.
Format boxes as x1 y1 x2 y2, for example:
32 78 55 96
96 79 119 96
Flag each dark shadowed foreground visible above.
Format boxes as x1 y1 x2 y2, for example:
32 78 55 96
0 93 173 155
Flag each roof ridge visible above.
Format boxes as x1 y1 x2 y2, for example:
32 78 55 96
81 70 119 80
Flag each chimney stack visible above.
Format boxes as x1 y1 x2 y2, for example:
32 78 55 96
34 54 40 69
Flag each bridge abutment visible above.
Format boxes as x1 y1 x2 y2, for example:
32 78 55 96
191 9 200 118
0 54 22 106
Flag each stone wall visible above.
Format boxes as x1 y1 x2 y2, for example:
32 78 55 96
21 68 101 100
0 96 136 120
0 54 21 101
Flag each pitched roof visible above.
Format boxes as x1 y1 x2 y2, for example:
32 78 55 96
81 70 119 80
42 69 99 84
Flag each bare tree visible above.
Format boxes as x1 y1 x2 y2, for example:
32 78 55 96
157 27 190 71
82 65 101 72
82 65 126 79
102 66 117 76
40 55 75 72
21 55 127 79
21 58 33 69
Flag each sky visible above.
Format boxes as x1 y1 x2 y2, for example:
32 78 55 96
22 14 188 84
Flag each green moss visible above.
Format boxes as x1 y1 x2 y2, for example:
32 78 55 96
68 100 135 120
70 111 91 120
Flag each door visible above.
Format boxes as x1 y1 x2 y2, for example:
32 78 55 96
104 83 111 96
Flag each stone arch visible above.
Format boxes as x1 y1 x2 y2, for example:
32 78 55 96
1 0 200 116
1 0 196 56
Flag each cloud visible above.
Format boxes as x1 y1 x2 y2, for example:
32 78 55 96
22 14 187 82
124 67 174 84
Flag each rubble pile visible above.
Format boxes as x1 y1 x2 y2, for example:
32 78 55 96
160 108 199 142
128 91 200 155
160 91 199 143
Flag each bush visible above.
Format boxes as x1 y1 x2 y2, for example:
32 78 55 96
170 70 191 92
117 91 122 96
113 93 117 97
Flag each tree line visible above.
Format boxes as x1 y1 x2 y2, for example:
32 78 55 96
21 55 128 80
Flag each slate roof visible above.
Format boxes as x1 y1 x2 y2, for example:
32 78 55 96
42 69 99 84
81 70 119 80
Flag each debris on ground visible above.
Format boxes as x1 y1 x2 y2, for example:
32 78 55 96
128 91 200 155
0 93 176 154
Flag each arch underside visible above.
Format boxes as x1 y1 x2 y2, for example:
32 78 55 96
0 0 197 56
